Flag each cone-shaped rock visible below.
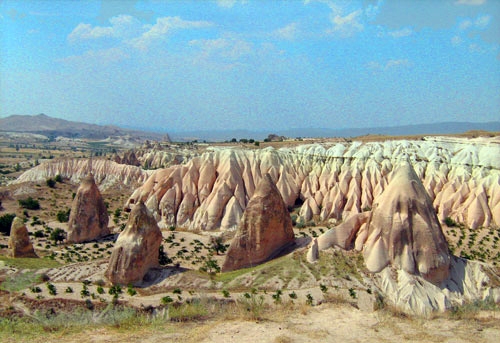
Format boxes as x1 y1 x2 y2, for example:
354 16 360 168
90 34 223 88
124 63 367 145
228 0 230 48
363 162 451 284
106 201 162 285
8 217 37 258
67 174 109 243
222 173 295 272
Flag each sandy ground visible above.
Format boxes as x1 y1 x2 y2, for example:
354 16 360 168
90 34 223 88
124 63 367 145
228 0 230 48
4 303 499 343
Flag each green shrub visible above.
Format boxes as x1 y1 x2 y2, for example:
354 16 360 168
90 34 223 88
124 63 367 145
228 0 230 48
18 197 40 210
0 213 15 236
444 217 457 227
46 178 56 188
46 282 57 296
306 293 314 306
127 284 137 296
56 209 70 223
161 295 173 305
348 288 357 299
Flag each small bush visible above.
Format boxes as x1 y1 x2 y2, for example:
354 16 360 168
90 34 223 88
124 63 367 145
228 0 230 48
127 284 137 296
348 288 357 299
161 295 173 305
65 286 73 293
222 289 231 298
56 209 70 223
46 282 57 296
306 293 314 306
0 213 16 236
46 178 56 188
31 286 42 293
444 217 457 227
18 197 40 210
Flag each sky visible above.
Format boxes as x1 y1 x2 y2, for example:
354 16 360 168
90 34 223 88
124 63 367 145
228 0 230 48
0 0 499 133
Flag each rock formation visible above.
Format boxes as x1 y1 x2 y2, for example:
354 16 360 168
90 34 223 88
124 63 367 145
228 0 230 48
222 174 295 272
308 162 451 284
126 137 500 232
66 173 110 243
106 201 163 285
14 158 152 190
362 162 451 284
8 217 37 258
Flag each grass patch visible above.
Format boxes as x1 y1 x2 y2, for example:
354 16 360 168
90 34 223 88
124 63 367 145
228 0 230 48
0 256 61 270
214 254 305 288
448 298 500 320
0 271 43 292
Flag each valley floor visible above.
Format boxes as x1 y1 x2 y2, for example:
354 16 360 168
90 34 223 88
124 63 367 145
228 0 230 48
3 302 499 343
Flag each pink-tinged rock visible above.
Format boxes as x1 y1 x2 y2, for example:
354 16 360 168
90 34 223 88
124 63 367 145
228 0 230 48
8 217 37 258
106 201 163 286
363 162 451 284
222 174 295 272
67 174 109 243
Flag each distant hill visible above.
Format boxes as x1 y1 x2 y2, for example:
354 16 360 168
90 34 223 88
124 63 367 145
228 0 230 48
169 121 500 142
0 114 170 141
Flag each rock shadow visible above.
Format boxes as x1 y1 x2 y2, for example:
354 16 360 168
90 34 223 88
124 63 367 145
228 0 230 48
441 255 467 294
140 266 189 288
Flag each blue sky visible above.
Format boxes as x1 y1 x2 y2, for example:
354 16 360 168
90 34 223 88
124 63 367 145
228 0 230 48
1 0 499 133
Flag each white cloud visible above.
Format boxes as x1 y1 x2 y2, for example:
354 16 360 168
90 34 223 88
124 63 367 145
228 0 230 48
455 0 486 5
459 15 491 31
59 47 129 65
217 0 237 8
469 43 485 53
130 16 213 50
475 14 491 28
68 14 141 42
459 19 473 30
388 27 412 38
68 23 114 41
367 59 411 71
451 35 463 45
329 9 364 37
274 22 299 40
190 37 253 61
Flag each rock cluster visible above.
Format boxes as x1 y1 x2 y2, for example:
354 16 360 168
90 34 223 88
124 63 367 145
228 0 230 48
222 174 295 272
106 201 163 285
8 217 37 258
308 162 451 284
66 173 110 243
363 162 451 284
126 137 500 232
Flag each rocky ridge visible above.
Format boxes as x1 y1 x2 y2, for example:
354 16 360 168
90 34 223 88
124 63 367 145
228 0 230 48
126 137 500 232
13 158 152 190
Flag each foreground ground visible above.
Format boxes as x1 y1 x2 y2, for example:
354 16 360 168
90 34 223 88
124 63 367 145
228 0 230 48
1 298 499 343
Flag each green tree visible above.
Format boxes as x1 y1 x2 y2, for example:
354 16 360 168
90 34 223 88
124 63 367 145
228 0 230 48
50 228 66 245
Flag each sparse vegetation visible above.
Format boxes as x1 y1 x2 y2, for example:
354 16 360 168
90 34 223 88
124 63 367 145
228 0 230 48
18 197 41 210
